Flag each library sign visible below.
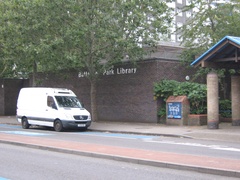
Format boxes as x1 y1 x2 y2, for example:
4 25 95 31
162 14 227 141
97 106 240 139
78 66 137 78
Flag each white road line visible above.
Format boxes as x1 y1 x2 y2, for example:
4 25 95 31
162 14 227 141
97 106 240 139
0 131 51 136
74 131 155 140
143 139 240 152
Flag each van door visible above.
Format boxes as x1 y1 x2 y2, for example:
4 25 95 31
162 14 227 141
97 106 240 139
44 96 58 126
47 96 57 110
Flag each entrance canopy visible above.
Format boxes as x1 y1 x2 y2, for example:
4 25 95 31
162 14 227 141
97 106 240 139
191 36 240 128
191 36 240 69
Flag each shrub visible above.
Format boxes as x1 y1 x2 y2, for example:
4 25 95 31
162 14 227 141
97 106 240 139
154 79 232 118
154 80 207 115
219 99 231 118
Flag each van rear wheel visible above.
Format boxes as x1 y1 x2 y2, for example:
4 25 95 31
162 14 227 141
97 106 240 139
22 117 30 129
54 120 63 132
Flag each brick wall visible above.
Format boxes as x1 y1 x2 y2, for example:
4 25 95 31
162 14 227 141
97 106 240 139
0 79 4 115
0 79 29 115
34 59 198 123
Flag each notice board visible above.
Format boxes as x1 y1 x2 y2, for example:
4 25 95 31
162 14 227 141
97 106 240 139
167 102 182 119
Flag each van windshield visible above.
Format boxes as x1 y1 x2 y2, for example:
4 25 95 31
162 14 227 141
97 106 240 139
55 96 83 108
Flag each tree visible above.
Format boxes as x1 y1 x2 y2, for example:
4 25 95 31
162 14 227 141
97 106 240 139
63 0 174 121
0 0 174 121
0 0 72 82
179 0 240 65
0 1 21 78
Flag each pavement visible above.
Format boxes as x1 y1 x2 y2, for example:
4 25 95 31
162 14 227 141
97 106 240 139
0 116 240 178
1 116 240 143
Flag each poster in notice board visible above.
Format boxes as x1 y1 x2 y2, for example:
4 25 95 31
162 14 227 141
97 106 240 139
167 102 182 119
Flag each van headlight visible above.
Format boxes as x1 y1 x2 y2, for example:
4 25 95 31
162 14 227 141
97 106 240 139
65 113 73 120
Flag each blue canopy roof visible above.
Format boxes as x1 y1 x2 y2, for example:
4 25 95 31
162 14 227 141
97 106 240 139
191 36 240 67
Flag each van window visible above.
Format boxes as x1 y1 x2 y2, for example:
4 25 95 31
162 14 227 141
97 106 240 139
55 96 82 108
47 96 57 109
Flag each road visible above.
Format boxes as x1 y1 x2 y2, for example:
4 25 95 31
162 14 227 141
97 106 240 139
0 124 240 179
0 143 238 180
0 124 239 160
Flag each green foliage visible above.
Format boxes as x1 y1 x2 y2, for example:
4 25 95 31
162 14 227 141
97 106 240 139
157 106 166 118
0 0 174 82
0 0 174 121
153 80 177 101
0 0 71 81
154 80 233 118
154 80 207 114
219 99 232 118
180 0 240 65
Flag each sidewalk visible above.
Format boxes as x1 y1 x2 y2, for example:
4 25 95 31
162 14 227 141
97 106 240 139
1 116 240 143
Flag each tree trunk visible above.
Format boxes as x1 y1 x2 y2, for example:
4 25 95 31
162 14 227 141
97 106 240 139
90 79 98 121
32 60 37 87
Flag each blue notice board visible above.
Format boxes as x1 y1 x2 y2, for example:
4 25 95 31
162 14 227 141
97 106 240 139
167 102 182 119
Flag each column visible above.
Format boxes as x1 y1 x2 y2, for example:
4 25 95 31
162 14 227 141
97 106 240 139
231 75 240 126
207 72 219 129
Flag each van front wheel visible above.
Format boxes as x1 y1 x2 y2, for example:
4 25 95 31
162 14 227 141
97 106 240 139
22 117 30 129
54 120 63 132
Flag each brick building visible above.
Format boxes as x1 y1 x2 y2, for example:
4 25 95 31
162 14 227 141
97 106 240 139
0 45 198 123
0 79 29 116
34 58 197 123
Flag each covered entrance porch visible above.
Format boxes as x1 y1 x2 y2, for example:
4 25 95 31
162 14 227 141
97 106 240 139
191 36 240 129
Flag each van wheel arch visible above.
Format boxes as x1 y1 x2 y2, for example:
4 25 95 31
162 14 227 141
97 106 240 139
22 117 30 129
54 119 63 132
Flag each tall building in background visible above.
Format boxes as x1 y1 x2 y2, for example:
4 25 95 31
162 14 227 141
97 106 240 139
155 0 231 59
163 0 191 44
164 0 230 44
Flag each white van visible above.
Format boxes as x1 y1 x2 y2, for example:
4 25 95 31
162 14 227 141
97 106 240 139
16 87 91 131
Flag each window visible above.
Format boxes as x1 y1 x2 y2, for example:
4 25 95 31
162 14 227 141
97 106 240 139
176 8 183 17
177 35 183 42
177 0 182 4
186 0 192 5
177 22 183 28
55 96 82 108
186 11 192 18
47 96 57 109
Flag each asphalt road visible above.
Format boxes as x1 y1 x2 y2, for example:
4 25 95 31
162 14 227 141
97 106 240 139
0 124 240 161
0 143 238 180
0 124 240 178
